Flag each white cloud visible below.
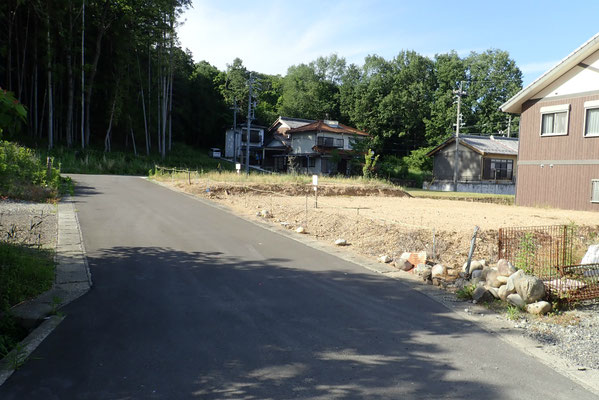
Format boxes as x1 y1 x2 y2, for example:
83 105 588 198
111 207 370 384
176 1 385 74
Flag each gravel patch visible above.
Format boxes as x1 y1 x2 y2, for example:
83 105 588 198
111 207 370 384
0 200 57 249
518 300 599 370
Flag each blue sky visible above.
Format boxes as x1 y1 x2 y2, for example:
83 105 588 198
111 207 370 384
177 0 599 87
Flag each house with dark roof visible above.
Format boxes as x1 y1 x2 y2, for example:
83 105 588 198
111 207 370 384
425 134 519 194
262 117 369 174
501 32 599 210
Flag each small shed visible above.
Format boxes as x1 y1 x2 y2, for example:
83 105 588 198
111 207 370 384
425 134 518 194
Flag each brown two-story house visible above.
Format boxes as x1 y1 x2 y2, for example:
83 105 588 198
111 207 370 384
501 32 599 211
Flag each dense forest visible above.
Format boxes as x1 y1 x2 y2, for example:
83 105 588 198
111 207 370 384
1 0 523 160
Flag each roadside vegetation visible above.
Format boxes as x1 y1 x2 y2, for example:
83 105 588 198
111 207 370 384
47 143 229 176
0 243 55 359
151 168 401 189
0 140 72 202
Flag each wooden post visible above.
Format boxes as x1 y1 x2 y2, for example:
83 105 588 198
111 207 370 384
46 157 52 180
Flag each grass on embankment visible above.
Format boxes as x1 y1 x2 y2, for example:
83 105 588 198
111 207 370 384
152 169 401 189
0 242 55 358
48 143 232 176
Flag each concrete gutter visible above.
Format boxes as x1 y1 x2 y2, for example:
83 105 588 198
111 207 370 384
0 195 92 386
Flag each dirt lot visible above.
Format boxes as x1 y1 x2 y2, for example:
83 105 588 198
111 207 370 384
163 179 599 268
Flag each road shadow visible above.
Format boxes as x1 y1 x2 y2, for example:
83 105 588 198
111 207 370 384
18 246 512 399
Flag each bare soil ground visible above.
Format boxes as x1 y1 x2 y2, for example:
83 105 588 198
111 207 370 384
162 179 599 268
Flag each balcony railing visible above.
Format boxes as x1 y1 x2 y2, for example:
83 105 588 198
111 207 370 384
317 137 344 148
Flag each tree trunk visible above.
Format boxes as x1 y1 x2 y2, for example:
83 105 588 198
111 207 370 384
85 26 105 146
47 14 53 150
18 7 30 99
104 87 118 153
137 54 149 155
129 118 137 156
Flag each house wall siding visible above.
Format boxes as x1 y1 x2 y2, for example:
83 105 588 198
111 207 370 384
516 164 599 211
520 93 599 161
433 144 481 180
518 93 599 210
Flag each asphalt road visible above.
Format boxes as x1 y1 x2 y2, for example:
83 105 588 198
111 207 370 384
0 175 596 399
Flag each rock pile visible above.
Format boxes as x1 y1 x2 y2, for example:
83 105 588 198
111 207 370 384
464 259 551 315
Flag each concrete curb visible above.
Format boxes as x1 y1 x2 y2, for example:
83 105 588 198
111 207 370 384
0 195 91 386
150 177 599 397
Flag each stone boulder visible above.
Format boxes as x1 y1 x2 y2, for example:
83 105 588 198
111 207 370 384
497 259 516 276
497 285 509 301
485 286 500 299
334 238 347 246
471 269 483 279
379 255 392 263
496 275 509 284
295 226 306 234
480 267 495 282
527 301 552 315
485 270 503 288
396 258 414 271
431 264 447 278
507 293 526 308
515 275 546 304
472 287 495 303
259 209 271 218
462 260 485 274
506 270 525 293
415 264 432 283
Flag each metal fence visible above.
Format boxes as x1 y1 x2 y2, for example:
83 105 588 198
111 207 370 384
498 224 599 302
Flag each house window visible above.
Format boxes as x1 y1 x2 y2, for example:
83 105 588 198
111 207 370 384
322 158 338 174
592 180 599 203
540 104 569 136
300 157 315 168
483 158 513 180
584 100 599 137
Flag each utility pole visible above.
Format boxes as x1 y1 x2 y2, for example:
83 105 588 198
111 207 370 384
230 98 240 162
507 114 512 138
453 81 466 191
245 73 255 175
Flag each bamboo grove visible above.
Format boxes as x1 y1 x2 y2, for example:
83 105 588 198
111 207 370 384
1 0 194 157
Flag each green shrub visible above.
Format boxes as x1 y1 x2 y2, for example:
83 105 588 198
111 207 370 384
0 140 68 201
456 283 477 300
378 147 434 187
47 143 231 176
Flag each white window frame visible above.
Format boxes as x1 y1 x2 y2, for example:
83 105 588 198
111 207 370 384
592 180 599 203
540 104 570 137
583 100 599 138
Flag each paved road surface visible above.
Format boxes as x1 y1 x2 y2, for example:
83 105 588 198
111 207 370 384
1 175 596 399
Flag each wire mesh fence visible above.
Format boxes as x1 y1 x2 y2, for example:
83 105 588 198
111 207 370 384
498 224 599 302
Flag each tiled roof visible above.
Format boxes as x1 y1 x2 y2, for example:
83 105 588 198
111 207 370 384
287 120 368 136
